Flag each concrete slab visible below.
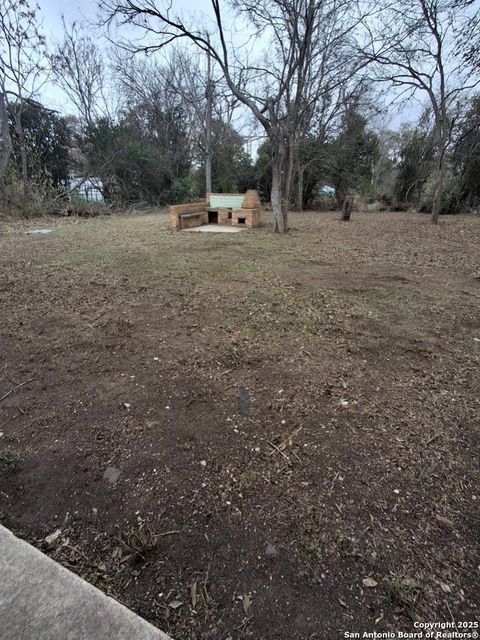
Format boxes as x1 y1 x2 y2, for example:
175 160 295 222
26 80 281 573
185 224 243 233
25 228 54 235
0 525 171 640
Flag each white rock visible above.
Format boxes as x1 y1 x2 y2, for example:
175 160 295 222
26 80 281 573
45 529 62 548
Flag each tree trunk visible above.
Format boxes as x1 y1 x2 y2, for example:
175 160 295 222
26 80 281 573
431 150 446 224
205 122 212 195
0 88 12 212
283 134 295 221
431 116 449 224
205 45 213 195
341 197 352 221
271 154 285 232
267 124 294 232
297 165 304 211
335 188 345 210
270 139 289 233
14 112 28 195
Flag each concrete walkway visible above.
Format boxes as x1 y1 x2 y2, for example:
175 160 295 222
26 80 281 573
0 525 172 640
186 224 243 233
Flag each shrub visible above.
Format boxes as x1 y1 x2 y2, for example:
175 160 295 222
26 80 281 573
366 201 387 212
167 175 199 204
420 170 462 214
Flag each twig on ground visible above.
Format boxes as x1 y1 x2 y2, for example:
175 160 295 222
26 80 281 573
232 616 253 633
290 448 302 463
445 599 458 631
10 418 40 437
268 426 303 456
62 543 91 563
328 471 340 496
0 378 34 403
268 441 290 461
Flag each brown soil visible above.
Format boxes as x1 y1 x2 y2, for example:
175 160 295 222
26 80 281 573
1 211 479 639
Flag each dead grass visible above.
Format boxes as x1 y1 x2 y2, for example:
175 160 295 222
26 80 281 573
0 210 479 639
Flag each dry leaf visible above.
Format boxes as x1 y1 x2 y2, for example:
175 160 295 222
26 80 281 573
190 581 197 609
169 600 183 610
362 577 378 588
436 514 454 527
242 593 252 615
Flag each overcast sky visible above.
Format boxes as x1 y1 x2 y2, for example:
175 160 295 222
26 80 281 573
41 0 216 109
40 0 95 111
40 0 419 137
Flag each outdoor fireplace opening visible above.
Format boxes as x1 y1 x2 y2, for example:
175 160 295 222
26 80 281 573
208 211 218 224
238 217 246 224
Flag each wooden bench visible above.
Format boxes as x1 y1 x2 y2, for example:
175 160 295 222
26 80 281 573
179 212 203 229
180 213 203 220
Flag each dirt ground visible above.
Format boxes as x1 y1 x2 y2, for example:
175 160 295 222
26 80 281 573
0 210 479 639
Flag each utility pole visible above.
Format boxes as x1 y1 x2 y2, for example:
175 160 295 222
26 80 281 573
205 35 213 195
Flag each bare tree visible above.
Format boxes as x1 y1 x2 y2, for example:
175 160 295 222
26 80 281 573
0 74 11 209
166 47 243 195
370 128 400 199
289 4 374 213
50 18 107 128
451 94 480 206
360 0 480 223
455 0 480 71
115 47 243 196
159 46 218 195
0 0 46 194
114 53 201 177
295 77 372 211
101 0 367 232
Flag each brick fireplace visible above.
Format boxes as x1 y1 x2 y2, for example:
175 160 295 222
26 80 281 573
170 190 262 231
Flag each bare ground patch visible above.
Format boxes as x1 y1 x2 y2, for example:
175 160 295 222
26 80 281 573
0 210 479 639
